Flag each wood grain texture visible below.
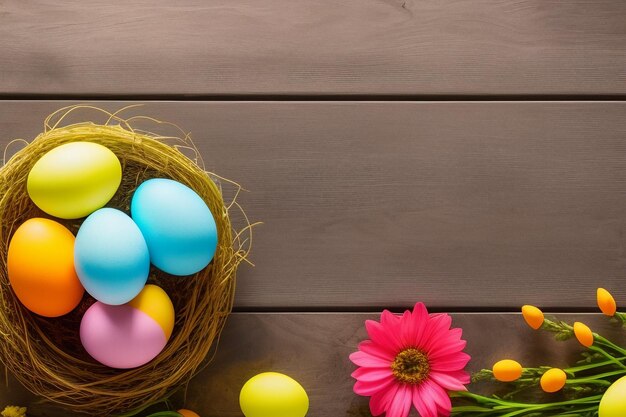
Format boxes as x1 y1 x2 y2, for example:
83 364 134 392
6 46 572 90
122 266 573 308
2 101 626 309
2 312 625 416
1 1 626 96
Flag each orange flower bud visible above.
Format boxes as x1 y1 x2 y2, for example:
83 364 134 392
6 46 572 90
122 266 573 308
492 359 523 382
540 368 567 393
522 305 544 330
597 288 617 317
177 410 200 417
573 322 594 348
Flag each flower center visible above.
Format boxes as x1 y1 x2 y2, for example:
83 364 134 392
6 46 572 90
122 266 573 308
391 348 430 384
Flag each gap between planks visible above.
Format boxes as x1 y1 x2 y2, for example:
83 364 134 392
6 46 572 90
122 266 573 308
1 94 626 102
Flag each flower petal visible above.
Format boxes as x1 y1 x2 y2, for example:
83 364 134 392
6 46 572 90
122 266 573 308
429 371 469 391
354 376 396 396
351 366 393 382
421 314 453 351
370 383 399 416
399 309 418 347
412 384 438 417
428 337 467 360
366 320 402 352
430 352 471 371
382 311 405 348
447 369 471 385
423 379 452 412
386 384 412 417
408 303 429 346
436 400 452 417
430 327 463 348
349 351 392 368
381 309 401 325
358 340 395 361
426 330 464 356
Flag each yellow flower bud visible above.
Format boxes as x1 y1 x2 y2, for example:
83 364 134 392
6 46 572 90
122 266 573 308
573 322 594 348
522 305 544 330
1 406 27 417
597 288 617 317
492 359 523 382
540 368 567 393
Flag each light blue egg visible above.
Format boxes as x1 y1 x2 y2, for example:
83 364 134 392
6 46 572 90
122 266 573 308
75 208 150 305
131 178 218 276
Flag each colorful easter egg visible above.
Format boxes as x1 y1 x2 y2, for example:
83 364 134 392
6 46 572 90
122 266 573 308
27 142 122 219
599 375 626 417
240 372 309 417
80 284 174 369
7 218 84 317
74 208 149 305
131 178 218 276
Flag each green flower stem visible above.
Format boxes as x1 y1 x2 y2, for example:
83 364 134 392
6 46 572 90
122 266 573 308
453 391 602 408
540 317 626 368
450 405 498 413
541 318 573 335
588 345 626 369
540 316 626 356
452 392 603 417
595 334 626 356
491 355 626 382
615 311 626 325
565 378 611 386
556 405 605 417
566 368 626 386
499 396 603 417
566 356 626 373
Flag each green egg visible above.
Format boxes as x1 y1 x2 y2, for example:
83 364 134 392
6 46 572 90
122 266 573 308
240 372 309 417
599 376 626 417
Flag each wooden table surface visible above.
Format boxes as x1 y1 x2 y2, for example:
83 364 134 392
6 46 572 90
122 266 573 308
1 1 626 416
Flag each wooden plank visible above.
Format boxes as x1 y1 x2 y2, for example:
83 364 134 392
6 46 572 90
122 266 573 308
2 101 626 309
2 312 625 416
1 1 625 96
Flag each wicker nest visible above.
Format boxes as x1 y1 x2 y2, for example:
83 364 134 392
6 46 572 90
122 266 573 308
0 106 251 415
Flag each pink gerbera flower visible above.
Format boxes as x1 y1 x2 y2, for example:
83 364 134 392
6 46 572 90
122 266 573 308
349 303 471 417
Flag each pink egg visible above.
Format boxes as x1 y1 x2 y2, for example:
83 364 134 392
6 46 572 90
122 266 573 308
80 301 168 369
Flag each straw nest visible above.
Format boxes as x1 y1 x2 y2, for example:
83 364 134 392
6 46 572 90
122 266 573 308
0 106 251 415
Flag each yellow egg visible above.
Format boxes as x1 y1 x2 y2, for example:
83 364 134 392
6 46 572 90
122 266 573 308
240 372 309 417
599 375 626 417
27 142 122 219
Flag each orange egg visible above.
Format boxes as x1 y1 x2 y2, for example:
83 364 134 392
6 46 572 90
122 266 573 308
177 410 200 417
8 218 84 317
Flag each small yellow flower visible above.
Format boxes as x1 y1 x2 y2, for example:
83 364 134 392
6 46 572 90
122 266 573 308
540 368 567 393
492 359 523 382
1 406 27 417
573 322 594 348
522 305 544 330
597 288 617 317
